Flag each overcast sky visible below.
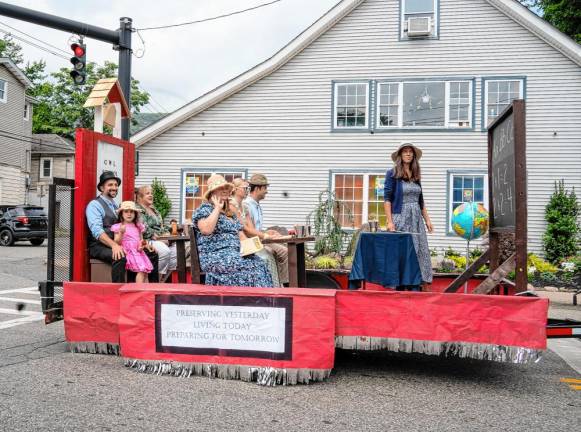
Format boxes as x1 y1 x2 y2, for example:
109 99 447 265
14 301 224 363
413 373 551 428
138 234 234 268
1 0 339 113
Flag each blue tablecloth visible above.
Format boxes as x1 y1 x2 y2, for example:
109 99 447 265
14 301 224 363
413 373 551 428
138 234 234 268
349 232 422 289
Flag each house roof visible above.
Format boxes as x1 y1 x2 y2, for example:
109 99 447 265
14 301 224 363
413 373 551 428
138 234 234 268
132 0 581 147
0 57 33 88
31 134 75 155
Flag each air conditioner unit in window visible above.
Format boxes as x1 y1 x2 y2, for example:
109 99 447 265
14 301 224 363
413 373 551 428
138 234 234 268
407 16 432 37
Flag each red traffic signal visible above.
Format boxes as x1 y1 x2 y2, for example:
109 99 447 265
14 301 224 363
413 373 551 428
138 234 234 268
69 42 86 85
71 43 85 57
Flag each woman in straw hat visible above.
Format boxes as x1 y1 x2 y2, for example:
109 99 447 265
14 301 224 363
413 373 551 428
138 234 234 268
384 142 433 288
191 174 273 287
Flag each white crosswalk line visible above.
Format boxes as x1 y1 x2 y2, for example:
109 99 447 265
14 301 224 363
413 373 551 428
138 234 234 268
0 307 44 330
0 287 39 294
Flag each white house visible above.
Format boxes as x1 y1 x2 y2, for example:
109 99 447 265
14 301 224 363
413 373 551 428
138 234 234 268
132 0 581 254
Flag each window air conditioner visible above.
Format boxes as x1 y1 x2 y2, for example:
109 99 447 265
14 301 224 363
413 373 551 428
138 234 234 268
407 17 432 37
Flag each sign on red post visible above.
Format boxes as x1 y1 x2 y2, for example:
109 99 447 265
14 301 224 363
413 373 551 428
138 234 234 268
73 129 135 282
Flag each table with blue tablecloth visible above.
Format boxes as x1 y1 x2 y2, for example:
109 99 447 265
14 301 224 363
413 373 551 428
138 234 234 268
349 232 422 289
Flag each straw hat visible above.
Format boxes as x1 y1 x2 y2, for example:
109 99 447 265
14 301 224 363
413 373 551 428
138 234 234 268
204 174 234 200
116 200 141 214
248 173 269 186
391 142 423 162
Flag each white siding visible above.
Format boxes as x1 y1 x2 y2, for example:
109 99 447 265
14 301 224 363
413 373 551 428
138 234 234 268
137 0 581 254
0 165 26 204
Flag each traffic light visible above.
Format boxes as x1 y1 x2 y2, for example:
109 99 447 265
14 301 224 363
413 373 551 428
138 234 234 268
69 42 86 85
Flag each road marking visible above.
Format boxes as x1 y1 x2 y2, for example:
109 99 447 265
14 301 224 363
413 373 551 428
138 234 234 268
0 296 40 305
0 307 44 330
569 384 581 391
0 287 39 294
560 378 581 384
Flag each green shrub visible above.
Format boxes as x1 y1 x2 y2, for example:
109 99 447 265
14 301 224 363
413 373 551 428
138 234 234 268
527 253 558 274
313 255 341 270
307 190 352 256
543 180 579 263
444 247 461 258
151 177 172 222
342 255 354 269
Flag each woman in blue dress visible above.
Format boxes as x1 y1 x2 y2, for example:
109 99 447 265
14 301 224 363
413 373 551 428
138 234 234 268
383 142 434 289
192 174 273 287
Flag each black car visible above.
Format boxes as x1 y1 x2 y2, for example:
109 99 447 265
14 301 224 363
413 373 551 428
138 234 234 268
0 205 48 246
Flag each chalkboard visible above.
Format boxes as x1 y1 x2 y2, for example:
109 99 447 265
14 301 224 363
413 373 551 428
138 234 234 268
490 112 515 228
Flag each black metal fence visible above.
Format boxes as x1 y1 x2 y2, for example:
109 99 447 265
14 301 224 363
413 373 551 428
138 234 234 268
39 177 74 322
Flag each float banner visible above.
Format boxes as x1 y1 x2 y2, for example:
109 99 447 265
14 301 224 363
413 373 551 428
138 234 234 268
63 282 122 355
120 284 336 385
335 290 548 364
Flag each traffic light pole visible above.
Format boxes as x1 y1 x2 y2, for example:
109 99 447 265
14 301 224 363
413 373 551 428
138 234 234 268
0 2 133 140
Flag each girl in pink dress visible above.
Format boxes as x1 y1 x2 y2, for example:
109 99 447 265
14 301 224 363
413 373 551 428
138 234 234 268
111 201 153 283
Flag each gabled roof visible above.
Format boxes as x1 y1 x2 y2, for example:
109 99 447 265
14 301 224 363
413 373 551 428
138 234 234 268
84 78 131 118
132 0 581 147
31 134 75 155
0 57 32 88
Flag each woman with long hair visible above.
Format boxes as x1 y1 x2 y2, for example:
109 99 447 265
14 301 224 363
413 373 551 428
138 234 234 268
383 142 433 288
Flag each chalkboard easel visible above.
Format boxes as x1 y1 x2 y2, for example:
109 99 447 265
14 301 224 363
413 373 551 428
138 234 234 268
444 100 527 294
487 100 527 292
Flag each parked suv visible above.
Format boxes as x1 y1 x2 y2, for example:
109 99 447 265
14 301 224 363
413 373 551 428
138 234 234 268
0 205 48 246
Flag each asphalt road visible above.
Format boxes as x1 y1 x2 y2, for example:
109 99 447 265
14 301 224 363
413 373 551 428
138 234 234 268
0 243 579 432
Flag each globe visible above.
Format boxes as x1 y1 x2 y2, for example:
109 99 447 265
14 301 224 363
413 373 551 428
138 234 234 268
451 202 489 241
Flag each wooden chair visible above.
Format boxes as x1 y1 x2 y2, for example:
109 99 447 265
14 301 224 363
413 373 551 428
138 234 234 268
188 227 205 284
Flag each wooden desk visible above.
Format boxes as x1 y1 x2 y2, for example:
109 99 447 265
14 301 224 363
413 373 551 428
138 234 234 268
159 234 315 287
156 235 190 283
264 236 315 288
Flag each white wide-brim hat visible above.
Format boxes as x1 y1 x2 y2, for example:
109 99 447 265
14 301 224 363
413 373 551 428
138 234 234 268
391 142 423 162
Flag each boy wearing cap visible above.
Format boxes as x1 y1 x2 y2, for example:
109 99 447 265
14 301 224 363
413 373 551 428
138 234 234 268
243 173 289 286
85 171 159 283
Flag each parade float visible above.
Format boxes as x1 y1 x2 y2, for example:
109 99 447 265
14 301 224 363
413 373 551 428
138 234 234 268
39 97 578 386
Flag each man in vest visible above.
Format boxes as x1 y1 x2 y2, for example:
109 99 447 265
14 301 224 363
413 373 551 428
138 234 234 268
86 171 159 282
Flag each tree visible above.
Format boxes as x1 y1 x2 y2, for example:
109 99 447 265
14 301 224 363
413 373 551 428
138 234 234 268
0 35 24 64
28 61 150 138
520 1 581 43
151 178 172 222
543 180 580 263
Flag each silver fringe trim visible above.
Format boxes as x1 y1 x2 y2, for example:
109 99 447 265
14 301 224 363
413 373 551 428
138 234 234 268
335 336 543 364
123 358 331 386
69 341 120 356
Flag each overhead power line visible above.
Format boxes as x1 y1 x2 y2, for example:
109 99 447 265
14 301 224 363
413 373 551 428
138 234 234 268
136 0 282 31
0 23 169 115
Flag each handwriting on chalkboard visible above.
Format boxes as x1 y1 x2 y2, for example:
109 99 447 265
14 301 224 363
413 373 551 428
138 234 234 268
491 113 516 228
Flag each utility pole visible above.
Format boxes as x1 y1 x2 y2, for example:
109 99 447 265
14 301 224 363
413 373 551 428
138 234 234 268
0 2 133 140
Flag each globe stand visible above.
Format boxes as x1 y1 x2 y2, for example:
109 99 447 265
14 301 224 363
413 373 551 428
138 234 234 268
464 198 475 294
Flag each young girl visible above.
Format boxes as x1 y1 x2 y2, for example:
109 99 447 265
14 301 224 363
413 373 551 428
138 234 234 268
111 201 153 283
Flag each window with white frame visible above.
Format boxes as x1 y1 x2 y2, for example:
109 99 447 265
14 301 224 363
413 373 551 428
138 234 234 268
377 80 472 129
484 79 523 126
334 82 369 129
23 102 30 120
332 172 386 228
40 158 53 179
401 0 438 39
182 170 245 222
448 172 488 232
0 79 6 102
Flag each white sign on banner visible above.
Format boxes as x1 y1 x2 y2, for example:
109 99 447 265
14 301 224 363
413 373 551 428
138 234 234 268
96 140 123 203
160 304 287 353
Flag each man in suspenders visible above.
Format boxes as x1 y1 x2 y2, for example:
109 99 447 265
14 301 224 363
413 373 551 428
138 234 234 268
86 171 159 282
